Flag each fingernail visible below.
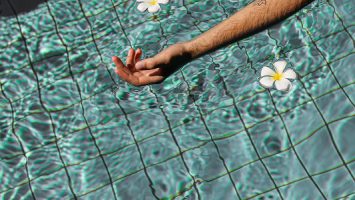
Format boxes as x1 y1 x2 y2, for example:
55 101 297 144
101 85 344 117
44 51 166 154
112 56 116 61
136 61 144 69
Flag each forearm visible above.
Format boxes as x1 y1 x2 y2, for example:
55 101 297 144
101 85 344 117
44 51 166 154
185 0 313 59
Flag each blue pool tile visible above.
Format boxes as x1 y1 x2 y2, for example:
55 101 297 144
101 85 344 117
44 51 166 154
0 100 11 132
27 143 63 178
331 53 355 86
231 161 277 199
316 31 354 62
69 44 102 74
316 89 354 122
268 15 307 55
41 78 81 110
218 66 256 101
0 183 34 200
190 69 232 111
91 116 133 155
295 126 343 174
1 66 37 102
197 15 225 33
80 0 112 16
344 84 355 103
281 101 324 146
329 116 355 162
248 116 291 158
0 18 21 49
81 91 122 125
185 0 224 23
0 41 29 76
350 162 355 181
301 64 339 98
73 65 114 99
58 129 99 165
159 6 196 37
11 92 45 120
15 113 56 151
31 169 74 199
215 131 258 171
104 144 143 183
16 5 56 39
127 108 169 141
204 106 244 138
51 103 87 136
183 142 228 181
32 53 69 87
148 157 195 199
140 133 178 166
263 149 308 187
250 190 282 200
299 3 344 42
79 184 116 200
47 0 86 27
56 19 92 47
236 91 276 127
68 157 111 196
173 116 212 150
197 175 240 200
314 166 355 199
287 44 326 77
0 156 28 192
114 171 157 200
25 32 66 63
268 80 311 114
329 0 354 27
238 30 275 64
280 178 326 200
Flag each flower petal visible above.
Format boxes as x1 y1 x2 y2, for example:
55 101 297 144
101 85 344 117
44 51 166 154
283 69 297 80
260 77 275 88
137 0 145 2
148 4 160 13
261 66 275 77
137 3 148 12
275 78 292 91
158 0 169 4
273 60 287 73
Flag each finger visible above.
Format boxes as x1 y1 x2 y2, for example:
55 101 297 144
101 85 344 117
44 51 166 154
136 58 156 70
135 48 142 63
126 48 135 68
112 56 125 69
140 68 163 77
138 75 164 86
113 56 132 81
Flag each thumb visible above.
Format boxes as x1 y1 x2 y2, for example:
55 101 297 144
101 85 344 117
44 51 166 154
135 58 154 70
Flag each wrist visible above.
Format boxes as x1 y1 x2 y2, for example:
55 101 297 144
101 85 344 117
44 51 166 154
183 40 199 59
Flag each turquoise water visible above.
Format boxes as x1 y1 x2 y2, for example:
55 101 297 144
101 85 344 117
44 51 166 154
0 0 354 199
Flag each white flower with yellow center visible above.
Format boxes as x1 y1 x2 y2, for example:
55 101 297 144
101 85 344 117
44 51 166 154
137 0 169 13
259 60 297 91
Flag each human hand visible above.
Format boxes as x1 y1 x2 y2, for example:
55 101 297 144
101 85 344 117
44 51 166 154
112 42 192 86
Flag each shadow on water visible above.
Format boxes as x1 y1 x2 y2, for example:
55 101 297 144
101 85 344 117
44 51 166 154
0 0 44 16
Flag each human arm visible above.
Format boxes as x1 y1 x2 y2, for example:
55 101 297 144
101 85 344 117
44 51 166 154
113 0 313 86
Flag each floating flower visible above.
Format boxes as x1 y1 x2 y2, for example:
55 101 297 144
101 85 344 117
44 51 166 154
137 0 169 13
259 60 297 91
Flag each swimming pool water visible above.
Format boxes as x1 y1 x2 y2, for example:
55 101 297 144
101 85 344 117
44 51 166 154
0 0 354 199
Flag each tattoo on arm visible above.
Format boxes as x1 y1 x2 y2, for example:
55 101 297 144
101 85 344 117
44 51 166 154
255 0 266 6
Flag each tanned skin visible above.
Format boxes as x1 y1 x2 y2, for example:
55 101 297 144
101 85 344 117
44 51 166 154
112 0 313 86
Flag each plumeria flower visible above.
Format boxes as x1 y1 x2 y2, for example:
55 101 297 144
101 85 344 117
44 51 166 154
137 0 169 13
259 60 297 91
